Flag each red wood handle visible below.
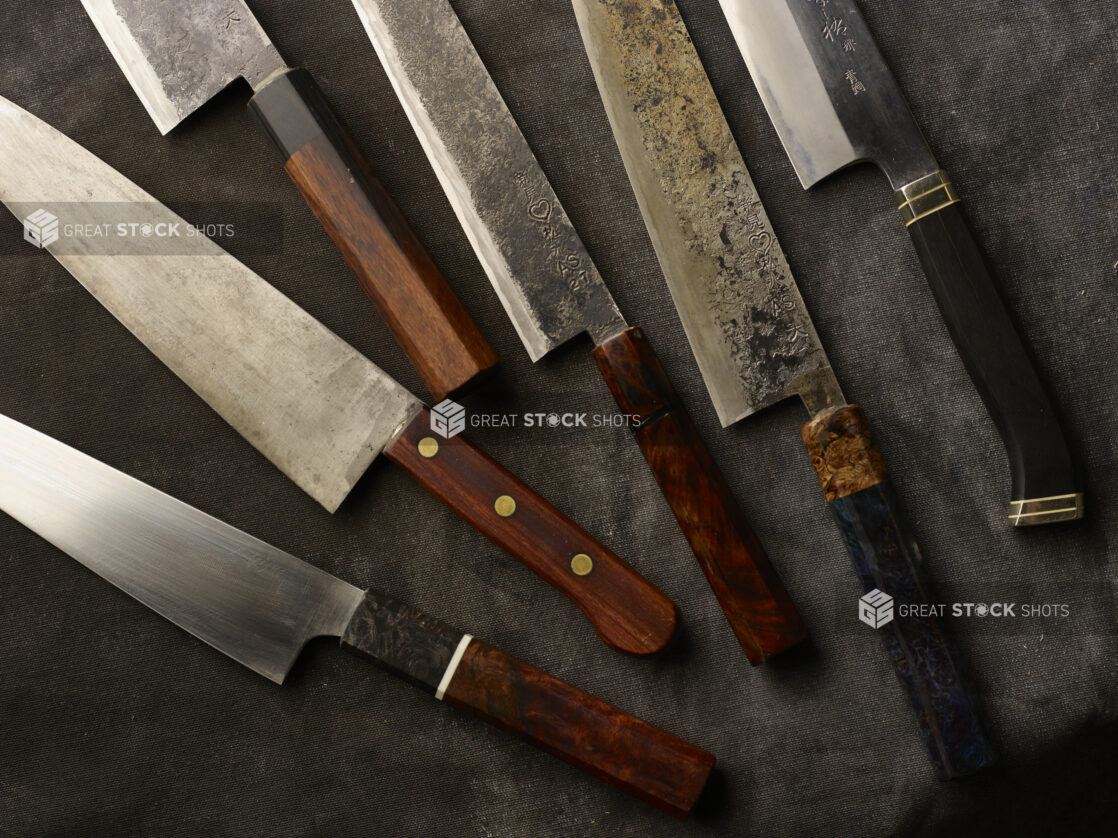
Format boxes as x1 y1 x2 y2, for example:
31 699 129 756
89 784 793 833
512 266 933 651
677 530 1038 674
442 638 715 818
249 69 497 402
592 327 806 663
383 408 678 655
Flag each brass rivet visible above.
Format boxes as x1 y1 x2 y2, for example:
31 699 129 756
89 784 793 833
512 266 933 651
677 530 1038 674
570 553 594 576
494 495 517 517
417 437 439 458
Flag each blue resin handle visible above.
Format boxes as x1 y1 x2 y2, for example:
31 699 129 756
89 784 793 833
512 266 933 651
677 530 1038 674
802 405 996 779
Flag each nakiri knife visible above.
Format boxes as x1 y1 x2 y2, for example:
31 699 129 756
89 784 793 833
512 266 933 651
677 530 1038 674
350 0 806 665
0 95 677 656
572 0 996 778
715 0 1081 526
0 413 714 819
79 0 497 402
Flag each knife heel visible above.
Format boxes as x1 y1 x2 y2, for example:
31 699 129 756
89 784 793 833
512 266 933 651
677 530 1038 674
340 591 714 818
801 405 996 778
898 179 1081 525
248 68 498 401
593 327 807 664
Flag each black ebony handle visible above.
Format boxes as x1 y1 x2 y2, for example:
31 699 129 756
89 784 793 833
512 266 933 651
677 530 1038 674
341 592 715 818
900 174 1080 525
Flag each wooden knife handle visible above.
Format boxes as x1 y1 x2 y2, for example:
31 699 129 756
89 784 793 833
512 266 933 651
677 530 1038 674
592 327 806 664
899 174 1080 525
341 592 713 818
248 68 497 402
801 404 996 779
383 408 678 655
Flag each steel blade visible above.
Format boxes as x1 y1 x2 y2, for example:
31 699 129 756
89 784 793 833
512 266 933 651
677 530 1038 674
0 414 365 683
573 0 841 426
352 0 625 361
80 0 285 134
717 0 937 189
0 96 423 512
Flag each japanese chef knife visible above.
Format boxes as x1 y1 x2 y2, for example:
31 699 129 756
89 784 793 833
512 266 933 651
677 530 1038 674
0 95 676 656
0 413 713 818
716 0 1081 526
574 0 995 777
79 0 497 402
351 0 806 665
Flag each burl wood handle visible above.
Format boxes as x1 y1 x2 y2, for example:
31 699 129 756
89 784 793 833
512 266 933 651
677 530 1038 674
900 175 1080 525
249 68 497 402
592 327 806 664
801 404 996 779
341 592 714 818
383 408 678 655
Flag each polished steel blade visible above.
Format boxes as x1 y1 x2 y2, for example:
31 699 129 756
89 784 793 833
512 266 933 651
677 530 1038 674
574 0 842 426
0 97 423 512
717 0 937 189
0 414 364 683
352 0 626 361
80 0 285 134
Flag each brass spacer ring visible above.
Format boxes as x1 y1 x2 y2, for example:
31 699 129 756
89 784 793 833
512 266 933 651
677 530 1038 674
494 495 517 517
895 170 960 226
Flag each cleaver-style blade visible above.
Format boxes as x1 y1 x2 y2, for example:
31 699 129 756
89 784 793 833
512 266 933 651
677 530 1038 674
575 0 995 778
0 96 677 656
0 413 713 816
353 0 810 664
716 0 1081 525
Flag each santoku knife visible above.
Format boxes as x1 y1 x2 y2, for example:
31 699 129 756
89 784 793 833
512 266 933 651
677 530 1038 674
0 413 714 818
573 0 995 778
0 96 676 656
350 0 806 665
80 0 497 402
716 0 1081 526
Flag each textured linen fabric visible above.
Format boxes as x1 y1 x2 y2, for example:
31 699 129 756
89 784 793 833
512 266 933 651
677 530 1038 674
0 1 1115 835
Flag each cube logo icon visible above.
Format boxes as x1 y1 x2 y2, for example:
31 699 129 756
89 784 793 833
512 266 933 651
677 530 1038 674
430 398 466 439
859 588 894 629
23 209 59 249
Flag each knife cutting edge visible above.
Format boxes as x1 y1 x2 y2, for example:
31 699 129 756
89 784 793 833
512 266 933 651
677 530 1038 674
572 0 995 777
79 0 498 402
0 413 714 818
350 0 807 665
0 95 677 656
716 0 1081 526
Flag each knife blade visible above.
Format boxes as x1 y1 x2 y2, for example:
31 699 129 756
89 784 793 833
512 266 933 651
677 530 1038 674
79 0 497 402
716 0 1081 526
0 95 676 656
351 0 807 664
0 412 713 818
573 0 995 778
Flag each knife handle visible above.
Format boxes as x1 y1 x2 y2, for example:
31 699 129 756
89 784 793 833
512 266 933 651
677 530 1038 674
383 408 678 655
340 592 714 818
592 327 806 664
801 404 996 779
248 68 497 402
898 173 1081 525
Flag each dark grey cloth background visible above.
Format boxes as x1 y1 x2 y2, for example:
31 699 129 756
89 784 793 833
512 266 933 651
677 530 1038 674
0 1 1115 835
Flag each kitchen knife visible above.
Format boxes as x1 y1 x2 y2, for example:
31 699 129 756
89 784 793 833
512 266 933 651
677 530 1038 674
351 0 806 665
79 0 497 402
0 413 714 818
0 96 676 656
573 0 995 777
716 0 1081 526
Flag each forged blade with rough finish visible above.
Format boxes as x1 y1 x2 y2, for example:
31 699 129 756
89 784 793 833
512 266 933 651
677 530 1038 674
573 0 841 426
717 0 937 189
80 0 285 135
352 0 626 361
0 96 423 513
0 413 365 684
